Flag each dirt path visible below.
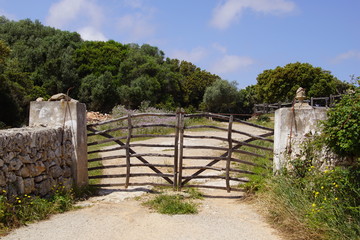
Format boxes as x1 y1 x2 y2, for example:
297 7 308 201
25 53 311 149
3 123 282 240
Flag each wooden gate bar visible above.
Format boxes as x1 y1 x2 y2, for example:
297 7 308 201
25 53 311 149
181 131 273 185
87 127 173 185
88 163 174 171
181 166 256 175
226 115 233 192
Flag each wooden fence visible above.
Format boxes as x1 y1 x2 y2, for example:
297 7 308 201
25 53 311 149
254 94 342 114
87 111 274 192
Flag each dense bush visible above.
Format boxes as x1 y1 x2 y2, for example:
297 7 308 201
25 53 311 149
322 88 360 158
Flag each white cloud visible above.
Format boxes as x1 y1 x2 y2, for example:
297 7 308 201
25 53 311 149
78 26 107 41
170 47 208 63
332 50 360 63
116 0 157 42
46 0 104 28
212 43 228 54
122 0 144 9
117 13 156 41
46 0 106 41
211 0 296 29
211 55 254 74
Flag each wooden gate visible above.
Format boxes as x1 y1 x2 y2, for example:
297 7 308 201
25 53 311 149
87 111 273 192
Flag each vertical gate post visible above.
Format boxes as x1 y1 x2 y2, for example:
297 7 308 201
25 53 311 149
125 114 132 188
173 109 181 190
177 109 185 191
226 115 233 192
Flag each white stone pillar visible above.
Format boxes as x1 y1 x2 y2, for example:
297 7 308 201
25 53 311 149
29 101 88 186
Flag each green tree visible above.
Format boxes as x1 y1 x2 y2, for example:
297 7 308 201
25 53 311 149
78 72 118 112
0 40 33 126
238 85 259 114
201 79 239 113
256 62 349 103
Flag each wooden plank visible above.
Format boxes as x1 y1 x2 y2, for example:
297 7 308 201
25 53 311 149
87 136 127 146
88 163 174 171
88 154 126 162
131 134 176 139
87 127 173 185
89 182 173 188
132 124 175 129
183 145 229 151
129 143 175 148
87 126 127 136
173 110 180 190
88 146 125 154
232 129 274 142
130 153 175 158
184 113 230 121
87 113 176 127
185 125 228 132
89 173 174 179
181 175 249 182
232 148 267 158
178 110 185 190
182 166 256 175
125 114 132 188
226 115 233 192
182 185 245 192
183 135 228 142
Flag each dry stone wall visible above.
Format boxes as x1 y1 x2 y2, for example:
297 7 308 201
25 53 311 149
0 127 75 197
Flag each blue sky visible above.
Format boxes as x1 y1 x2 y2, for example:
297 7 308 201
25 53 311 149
1 0 359 89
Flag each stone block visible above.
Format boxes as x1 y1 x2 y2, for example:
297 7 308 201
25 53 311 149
9 158 23 171
23 178 35 194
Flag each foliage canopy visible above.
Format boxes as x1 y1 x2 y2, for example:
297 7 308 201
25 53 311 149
256 62 349 103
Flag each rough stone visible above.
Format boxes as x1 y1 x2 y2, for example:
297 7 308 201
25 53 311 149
0 159 4 167
16 177 25 195
6 172 17 183
0 172 6 186
49 165 63 178
23 178 35 194
19 166 31 178
9 158 23 171
36 179 51 196
18 154 33 164
34 175 48 183
63 166 72 178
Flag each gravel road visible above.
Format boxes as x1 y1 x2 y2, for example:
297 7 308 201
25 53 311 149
3 123 282 240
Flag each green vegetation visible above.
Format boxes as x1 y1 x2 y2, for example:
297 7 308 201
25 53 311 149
142 188 202 215
322 87 360 158
256 62 349 103
0 185 75 235
0 17 222 127
242 89 360 240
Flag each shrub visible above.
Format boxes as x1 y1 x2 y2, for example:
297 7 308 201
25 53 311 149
322 89 360 158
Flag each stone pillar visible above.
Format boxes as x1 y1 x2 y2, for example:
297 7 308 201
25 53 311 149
273 88 328 173
29 101 88 186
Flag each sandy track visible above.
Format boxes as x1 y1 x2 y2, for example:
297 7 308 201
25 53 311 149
3 123 282 240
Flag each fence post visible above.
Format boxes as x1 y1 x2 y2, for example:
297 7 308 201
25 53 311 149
173 109 180 190
177 109 185 191
226 115 233 193
125 114 132 188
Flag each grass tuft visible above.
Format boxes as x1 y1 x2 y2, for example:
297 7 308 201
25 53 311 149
144 194 198 215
